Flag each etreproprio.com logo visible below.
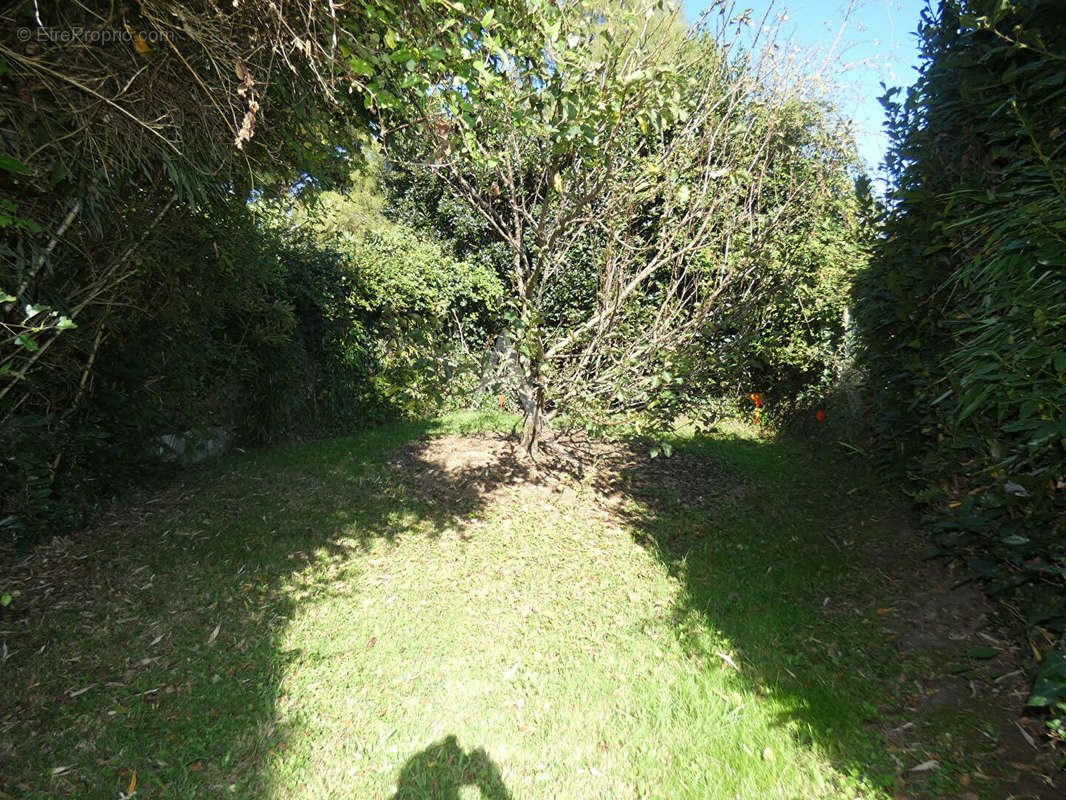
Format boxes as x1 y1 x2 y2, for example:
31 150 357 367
16 26 176 44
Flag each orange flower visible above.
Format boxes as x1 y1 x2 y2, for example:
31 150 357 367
815 410 826 422
748 393 763 408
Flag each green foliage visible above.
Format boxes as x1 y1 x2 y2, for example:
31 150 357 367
1029 650 1066 737
0 0 516 540
858 0 1066 660
0 0 506 421
384 167 515 291
382 3 866 449
0 177 498 539
266 172 506 414
328 223 504 415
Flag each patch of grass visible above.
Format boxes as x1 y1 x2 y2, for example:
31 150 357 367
0 414 1008 798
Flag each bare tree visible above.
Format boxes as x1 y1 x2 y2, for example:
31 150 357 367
390 1 849 457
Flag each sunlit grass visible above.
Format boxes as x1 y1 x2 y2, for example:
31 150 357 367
0 412 983 798
263 469 865 799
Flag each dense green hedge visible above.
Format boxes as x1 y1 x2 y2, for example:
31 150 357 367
859 0 1066 665
1 188 498 540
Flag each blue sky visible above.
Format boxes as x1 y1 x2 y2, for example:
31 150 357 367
682 0 930 177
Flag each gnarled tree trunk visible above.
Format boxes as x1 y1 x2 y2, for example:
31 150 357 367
480 329 571 462
516 376 546 458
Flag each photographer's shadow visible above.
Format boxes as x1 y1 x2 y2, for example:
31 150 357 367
389 735 512 800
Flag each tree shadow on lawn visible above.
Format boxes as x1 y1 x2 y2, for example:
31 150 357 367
0 416 939 798
0 416 525 799
343 424 919 795
601 432 910 793
380 427 926 796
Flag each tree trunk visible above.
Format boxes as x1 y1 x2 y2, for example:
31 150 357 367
515 369 578 465
517 380 546 459
479 327 574 463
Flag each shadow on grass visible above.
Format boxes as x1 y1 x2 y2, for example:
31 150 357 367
611 430 907 792
389 735 511 800
0 413 522 798
366 424 911 795
1 412 912 798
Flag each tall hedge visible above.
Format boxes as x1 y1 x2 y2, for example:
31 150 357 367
0 187 500 540
859 1 1066 633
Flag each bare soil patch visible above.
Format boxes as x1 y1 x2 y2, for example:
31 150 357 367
869 523 1062 798
387 430 741 515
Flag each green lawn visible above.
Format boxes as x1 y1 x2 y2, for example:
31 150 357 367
0 412 1015 798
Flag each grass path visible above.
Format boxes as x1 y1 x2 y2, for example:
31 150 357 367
0 413 1055 798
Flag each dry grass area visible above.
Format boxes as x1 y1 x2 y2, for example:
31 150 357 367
389 430 740 511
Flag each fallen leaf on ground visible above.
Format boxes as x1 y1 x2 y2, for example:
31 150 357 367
909 759 938 772
715 651 739 671
1015 721 1037 749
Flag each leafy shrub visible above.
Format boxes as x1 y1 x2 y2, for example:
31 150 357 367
1 182 500 542
858 0 1066 698
329 223 504 415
